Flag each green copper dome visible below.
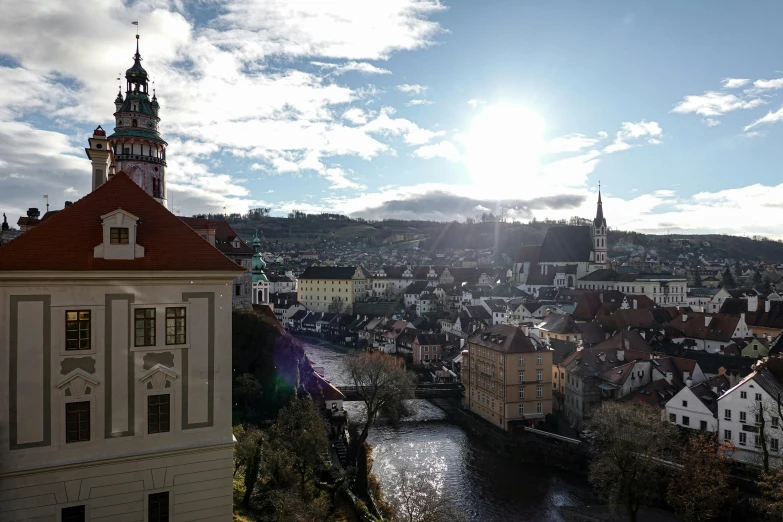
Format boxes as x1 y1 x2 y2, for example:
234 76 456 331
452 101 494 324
125 36 148 84
115 90 124 104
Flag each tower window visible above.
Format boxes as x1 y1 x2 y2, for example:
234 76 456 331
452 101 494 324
132 118 138 127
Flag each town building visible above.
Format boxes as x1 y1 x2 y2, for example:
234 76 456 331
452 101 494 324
576 270 688 306
297 266 371 312
665 375 730 432
512 190 608 289
464 324 553 431
0 172 243 521
665 311 750 353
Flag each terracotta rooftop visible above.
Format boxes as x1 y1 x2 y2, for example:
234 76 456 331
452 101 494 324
0 172 244 273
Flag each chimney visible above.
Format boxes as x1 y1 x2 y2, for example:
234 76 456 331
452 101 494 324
683 370 690 383
665 371 673 385
599 292 604 303
682 313 687 322
748 296 758 312
766 300 771 313
617 349 625 362
27 207 40 219
598 352 606 362
705 316 712 327
64 201 73 207
624 338 630 350
633 299 638 310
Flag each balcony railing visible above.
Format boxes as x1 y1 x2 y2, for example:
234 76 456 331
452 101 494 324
115 154 167 166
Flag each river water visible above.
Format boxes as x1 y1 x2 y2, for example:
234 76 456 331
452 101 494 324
303 339 590 522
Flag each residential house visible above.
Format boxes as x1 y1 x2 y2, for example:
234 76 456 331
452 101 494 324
464 324 553 431
718 360 783 466
270 292 306 325
665 375 730 432
413 333 447 365
666 311 750 353
482 298 510 325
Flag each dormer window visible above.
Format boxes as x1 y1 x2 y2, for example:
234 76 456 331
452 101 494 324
94 209 145 260
110 227 129 244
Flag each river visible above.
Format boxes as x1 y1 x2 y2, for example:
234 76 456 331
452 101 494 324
302 339 591 522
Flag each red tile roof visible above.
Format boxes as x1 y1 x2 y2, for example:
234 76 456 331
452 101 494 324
0 172 244 273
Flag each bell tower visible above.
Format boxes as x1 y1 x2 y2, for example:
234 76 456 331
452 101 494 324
591 184 608 267
97 35 168 205
251 231 270 305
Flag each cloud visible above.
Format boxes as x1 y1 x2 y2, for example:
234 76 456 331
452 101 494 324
342 107 369 124
351 190 586 221
323 167 366 190
413 141 461 161
467 99 485 108
545 133 604 154
671 91 765 124
396 83 428 95
603 120 663 153
406 99 434 106
207 0 447 61
703 118 721 127
744 105 783 131
361 109 444 145
753 78 783 91
311 61 392 75
721 78 750 89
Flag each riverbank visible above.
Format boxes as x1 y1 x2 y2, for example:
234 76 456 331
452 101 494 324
292 332 355 354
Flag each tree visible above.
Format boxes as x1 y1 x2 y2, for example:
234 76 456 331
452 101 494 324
721 266 737 288
588 402 678 522
347 352 415 461
328 299 345 314
749 394 783 473
754 270 764 290
233 373 262 423
274 396 329 495
233 426 266 507
666 434 737 522
692 266 703 288
393 466 466 522
756 467 783 520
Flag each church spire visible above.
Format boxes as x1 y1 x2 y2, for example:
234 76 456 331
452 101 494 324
594 182 604 227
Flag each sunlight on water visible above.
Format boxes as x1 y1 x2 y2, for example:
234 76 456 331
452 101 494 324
303 341 589 522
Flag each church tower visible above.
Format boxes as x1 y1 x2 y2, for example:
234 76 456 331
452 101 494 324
591 186 608 267
251 231 270 305
93 35 168 205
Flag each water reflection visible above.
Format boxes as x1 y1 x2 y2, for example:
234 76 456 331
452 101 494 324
303 340 589 522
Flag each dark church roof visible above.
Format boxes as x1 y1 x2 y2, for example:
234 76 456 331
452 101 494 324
538 226 594 263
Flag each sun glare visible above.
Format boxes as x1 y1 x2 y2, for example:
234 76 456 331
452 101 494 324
464 104 546 182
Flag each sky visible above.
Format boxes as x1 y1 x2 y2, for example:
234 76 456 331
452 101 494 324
3 1 783 237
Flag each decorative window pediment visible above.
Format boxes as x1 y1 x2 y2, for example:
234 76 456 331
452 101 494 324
57 369 100 399
140 364 179 391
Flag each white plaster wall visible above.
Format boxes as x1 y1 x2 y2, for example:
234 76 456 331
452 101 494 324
0 277 234 476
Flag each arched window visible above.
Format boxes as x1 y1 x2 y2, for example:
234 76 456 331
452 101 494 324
132 118 138 127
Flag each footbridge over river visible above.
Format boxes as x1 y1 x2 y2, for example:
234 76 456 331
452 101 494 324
336 382 464 401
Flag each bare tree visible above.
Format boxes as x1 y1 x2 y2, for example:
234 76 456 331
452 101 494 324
393 466 466 522
347 352 415 455
667 434 738 522
588 402 678 522
328 299 345 314
748 395 783 473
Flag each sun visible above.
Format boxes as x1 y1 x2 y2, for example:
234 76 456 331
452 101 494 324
464 104 546 182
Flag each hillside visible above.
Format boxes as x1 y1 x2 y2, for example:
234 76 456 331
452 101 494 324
199 212 783 263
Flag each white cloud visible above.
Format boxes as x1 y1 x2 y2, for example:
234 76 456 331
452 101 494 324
545 133 604 154
744 105 783 131
208 0 446 61
406 99 434 106
753 78 783 91
323 167 366 190
603 120 662 153
361 111 444 145
721 78 750 89
671 91 765 121
342 107 369 124
467 99 485 108
396 83 428 95
311 61 392 75
413 141 461 161
703 118 721 127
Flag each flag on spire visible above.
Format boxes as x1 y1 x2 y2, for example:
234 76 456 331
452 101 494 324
131 21 138 25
